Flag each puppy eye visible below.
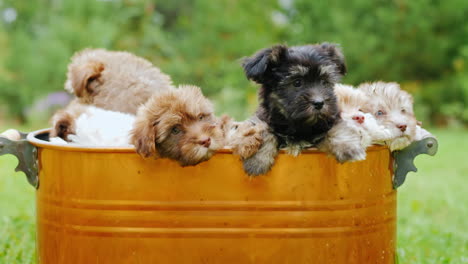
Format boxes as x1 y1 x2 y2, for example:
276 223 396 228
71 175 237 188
293 79 302 87
198 114 205 121
234 125 239 130
171 126 181 135
401 109 406 113
376 110 385 116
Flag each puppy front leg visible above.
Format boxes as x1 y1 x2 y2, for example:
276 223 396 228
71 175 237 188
318 121 366 163
242 130 279 176
389 137 412 151
362 114 393 141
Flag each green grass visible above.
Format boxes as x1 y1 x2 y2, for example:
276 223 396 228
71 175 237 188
397 129 468 263
0 127 466 263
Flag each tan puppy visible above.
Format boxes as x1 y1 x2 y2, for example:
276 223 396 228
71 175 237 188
220 115 266 159
318 84 393 162
51 48 174 140
65 48 173 113
131 85 224 166
358 82 418 151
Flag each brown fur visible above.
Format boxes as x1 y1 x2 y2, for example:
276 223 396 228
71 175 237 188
51 48 174 140
220 115 265 159
49 99 88 140
65 48 174 114
131 85 223 166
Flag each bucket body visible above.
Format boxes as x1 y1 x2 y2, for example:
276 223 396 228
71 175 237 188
30 130 396 264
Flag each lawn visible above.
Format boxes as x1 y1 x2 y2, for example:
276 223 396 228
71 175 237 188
0 127 466 263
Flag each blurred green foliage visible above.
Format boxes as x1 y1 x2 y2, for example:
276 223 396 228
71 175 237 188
0 0 466 125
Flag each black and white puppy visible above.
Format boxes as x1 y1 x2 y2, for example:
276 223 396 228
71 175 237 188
241 43 347 175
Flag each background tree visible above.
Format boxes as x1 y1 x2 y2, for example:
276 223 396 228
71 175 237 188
0 0 466 125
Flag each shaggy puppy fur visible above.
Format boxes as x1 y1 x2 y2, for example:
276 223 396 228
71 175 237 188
358 82 419 151
49 105 135 146
241 43 346 175
51 48 174 140
220 115 266 159
317 84 393 162
131 85 224 166
65 48 174 113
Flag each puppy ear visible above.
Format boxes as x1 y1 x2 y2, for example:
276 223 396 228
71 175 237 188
131 117 159 158
319 43 347 76
219 114 233 132
242 45 287 83
50 112 75 140
70 61 105 97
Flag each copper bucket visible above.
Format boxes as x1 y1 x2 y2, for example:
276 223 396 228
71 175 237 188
2 128 398 264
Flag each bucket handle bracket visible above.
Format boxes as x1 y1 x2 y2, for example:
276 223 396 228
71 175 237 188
0 130 39 188
392 137 438 189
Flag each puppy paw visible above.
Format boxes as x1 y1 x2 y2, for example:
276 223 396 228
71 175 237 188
334 147 366 163
389 137 412 151
285 145 302 156
232 128 263 159
234 144 261 160
242 157 274 176
241 136 278 176
371 127 394 141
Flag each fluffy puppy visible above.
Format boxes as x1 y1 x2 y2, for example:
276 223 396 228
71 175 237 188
317 84 393 162
51 49 174 140
241 43 346 175
358 82 418 151
131 85 224 166
65 48 174 113
220 115 266 159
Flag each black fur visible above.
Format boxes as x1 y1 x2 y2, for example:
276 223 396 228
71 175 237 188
243 43 346 148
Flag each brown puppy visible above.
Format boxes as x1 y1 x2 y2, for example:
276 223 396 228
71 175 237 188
131 85 224 166
65 48 173 113
220 115 265 159
51 48 174 140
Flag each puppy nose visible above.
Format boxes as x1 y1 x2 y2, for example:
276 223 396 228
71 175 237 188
312 100 324 110
352 115 365 124
199 137 211 148
397 124 407 132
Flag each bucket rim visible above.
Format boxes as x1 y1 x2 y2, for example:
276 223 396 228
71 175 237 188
27 128 388 154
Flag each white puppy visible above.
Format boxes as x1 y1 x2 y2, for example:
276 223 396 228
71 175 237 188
318 84 393 162
358 81 431 151
50 106 134 147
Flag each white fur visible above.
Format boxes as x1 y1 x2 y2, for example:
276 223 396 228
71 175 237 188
414 125 434 141
319 84 395 163
49 137 68 145
358 82 419 151
50 106 135 147
340 112 394 149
